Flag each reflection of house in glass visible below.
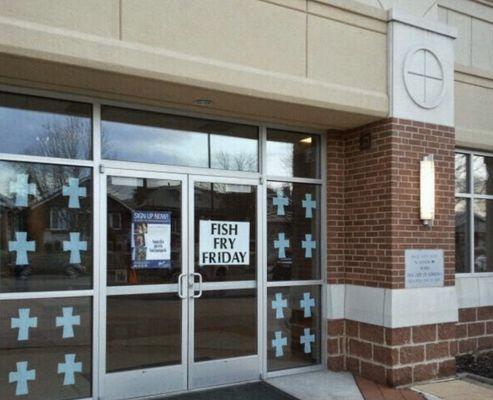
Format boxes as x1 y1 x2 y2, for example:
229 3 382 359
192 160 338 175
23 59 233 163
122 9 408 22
106 179 183 285
267 184 319 281
0 173 92 292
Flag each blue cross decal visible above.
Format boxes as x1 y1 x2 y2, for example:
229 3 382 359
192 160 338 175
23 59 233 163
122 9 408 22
63 232 87 264
9 174 36 207
9 361 36 396
300 328 315 353
272 331 287 357
302 193 316 219
274 232 290 259
63 178 87 209
301 234 316 258
8 232 35 265
11 308 38 341
58 354 82 385
273 190 289 216
300 292 315 318
272 293 287 319
56 307 81 339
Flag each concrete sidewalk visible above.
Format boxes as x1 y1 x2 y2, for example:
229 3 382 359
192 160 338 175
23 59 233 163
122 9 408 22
267 371 364 400
413 377 493 400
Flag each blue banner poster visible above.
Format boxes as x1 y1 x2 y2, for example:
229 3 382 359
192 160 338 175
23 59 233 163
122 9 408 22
131 210 171 269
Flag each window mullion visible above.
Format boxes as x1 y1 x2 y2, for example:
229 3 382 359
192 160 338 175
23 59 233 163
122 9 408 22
469 153 475 274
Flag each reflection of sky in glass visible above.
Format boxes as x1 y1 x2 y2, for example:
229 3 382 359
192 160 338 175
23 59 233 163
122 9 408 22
266 142 294 177
102 107 258 172
103 121 209 167
0 92 92 160
266 130 320 178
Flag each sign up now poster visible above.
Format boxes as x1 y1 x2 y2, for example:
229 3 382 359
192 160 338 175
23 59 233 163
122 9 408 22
132 210 171 269
199 220 250 266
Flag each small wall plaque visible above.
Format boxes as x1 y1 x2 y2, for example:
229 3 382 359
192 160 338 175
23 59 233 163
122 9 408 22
405 249 444 288
360 132 372 150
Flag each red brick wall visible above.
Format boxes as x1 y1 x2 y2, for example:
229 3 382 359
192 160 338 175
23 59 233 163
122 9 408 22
326 118 457 386
456 306 493 355
326 134 345 285
326 118 455 288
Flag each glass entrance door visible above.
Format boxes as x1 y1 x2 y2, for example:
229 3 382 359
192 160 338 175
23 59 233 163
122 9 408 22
100 169 188 400
100 171 260 399
188 176 260 388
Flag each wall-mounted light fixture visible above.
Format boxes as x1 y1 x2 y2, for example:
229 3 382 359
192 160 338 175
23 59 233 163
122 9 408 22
193 98 213 106
420 154 435 226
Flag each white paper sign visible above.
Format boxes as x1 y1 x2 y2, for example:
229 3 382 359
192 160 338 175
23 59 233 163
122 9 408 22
405 249 444 288
199 220 250 265
145 224 171 261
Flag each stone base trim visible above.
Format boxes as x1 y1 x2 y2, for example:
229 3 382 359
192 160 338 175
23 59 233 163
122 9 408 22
326 284 459 328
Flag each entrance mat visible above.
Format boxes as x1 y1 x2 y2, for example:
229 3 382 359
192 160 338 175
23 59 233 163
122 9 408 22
162 382 299 400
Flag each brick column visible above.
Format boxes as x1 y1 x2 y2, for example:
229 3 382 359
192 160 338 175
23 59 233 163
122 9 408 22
326 118 457 386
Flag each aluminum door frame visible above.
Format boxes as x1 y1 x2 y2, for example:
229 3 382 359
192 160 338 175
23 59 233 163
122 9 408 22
98 167 189 400
187 174 263 389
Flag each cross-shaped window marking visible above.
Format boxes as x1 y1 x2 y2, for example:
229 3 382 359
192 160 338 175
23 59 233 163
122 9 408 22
11 308 38 341
8 232 35 265
56 307 81 339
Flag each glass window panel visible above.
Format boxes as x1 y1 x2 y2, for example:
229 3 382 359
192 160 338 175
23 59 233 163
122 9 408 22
106 293 181 372
474 200 493 273
267 182 320 281
0 92 92 160
0 297 92 400
473 155 493 195
194 289 256 362
101 106 258 172
106 176 182 286
266 130 320 178
210 133 258 172
267 286 321 372
455 153 469 194
0 161 93 293
455 199 471 273
194 182 256 282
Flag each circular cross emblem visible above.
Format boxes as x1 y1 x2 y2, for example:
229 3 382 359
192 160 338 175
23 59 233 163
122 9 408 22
403 47 445 109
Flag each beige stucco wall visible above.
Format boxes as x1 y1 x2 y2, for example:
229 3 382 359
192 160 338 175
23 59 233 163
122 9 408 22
437 0 493 150
0 0 491 142
0 0 388 130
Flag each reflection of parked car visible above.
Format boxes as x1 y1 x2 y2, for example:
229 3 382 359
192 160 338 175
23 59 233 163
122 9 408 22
475 250 487 272
268 251 293 281
200 265 230 281
7 254 87 280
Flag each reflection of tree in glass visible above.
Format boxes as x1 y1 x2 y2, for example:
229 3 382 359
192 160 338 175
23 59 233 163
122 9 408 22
29 117 90 159
473 156 493 195
8 116 94 273
455 154 467 192
21 116 93 231
281 151 294 176
470 156 493 272
213 150 256 172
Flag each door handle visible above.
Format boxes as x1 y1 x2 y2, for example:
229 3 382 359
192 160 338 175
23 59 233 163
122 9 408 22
177 273 187 299
191 272 203 299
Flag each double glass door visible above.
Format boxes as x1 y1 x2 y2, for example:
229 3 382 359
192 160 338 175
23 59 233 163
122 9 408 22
100 168 260 400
